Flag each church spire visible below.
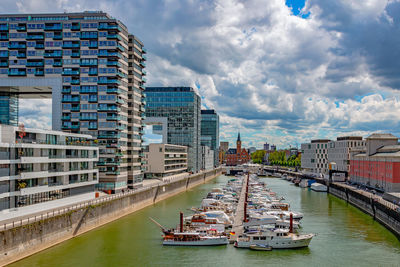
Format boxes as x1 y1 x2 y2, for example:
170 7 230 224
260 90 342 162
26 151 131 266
237 132 241 142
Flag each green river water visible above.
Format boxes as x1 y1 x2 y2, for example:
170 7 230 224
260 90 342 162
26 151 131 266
9 175 400 267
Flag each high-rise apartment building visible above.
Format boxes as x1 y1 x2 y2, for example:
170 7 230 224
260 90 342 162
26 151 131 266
200 109 219 167
0 12 146 193
144 87 201 173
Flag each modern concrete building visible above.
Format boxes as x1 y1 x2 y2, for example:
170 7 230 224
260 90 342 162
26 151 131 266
201 145 214 170
301 139 330 174
200 109 219 167
328 136 365 173
144 87 201 173
0 11 146 192
0 124 99 211
143 143 187 180
350 133 400 192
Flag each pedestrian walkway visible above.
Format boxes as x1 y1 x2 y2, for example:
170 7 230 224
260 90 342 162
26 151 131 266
231 175 248 240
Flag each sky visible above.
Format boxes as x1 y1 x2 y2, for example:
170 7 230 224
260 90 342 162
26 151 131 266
5 0 400 149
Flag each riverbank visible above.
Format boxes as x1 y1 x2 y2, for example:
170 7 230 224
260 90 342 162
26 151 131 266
7 175 400 267
0 168 222 266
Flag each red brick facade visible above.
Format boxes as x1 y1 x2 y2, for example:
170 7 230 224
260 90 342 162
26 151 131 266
225 133 251 166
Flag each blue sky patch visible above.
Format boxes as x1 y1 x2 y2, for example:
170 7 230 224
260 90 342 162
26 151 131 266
285 0 310 18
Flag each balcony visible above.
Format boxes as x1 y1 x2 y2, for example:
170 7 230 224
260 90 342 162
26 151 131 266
27 35 44 40
0 25 9 31
45 24 62 31
71 52 80 57
61 115 71 120
63 43 80 49
107 61 121 67
8 43 26 49
98 24 121 30
8 70 26 76
106 115 121 121
0 34 8 40
70 79 80 85
26 61 44 67
35 43 45 49
44 51 62 58
16 52 26 58
106 171 120 175
142 47 147 54
0 62 8 67
53 61 62 67
98 134 121 139
71 24 80 31
34 70 44 76
71 106 80 111
16 25 26 31
0 52 8 57
62 70 80 75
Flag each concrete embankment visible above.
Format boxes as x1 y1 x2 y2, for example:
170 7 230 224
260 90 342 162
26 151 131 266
0 168 222 266
328 183 400 239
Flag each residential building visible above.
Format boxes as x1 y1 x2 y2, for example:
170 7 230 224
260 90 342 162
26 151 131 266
328 136 365 173
263 143 270 151
225 133 251 166
0 11 146 193
301 139 330 174
143 143 187 180
144 87 201 173
350 133 400 192
201 145 214 170
200 109 219 167
0 124 99 211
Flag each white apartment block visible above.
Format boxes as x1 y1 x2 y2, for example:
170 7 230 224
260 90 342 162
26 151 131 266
144 144 187 179
328 136 365 172
301 139 330 174
201 145 214 170
0 125 98 211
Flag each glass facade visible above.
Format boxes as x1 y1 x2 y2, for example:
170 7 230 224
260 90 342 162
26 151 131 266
145 87 201 172
0 12 146 192
200 109 219 167
0 92 18 126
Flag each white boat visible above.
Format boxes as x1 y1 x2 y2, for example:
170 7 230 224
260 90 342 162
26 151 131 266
299 179 309 188
163 232 229 246
311 183 327 192
235 229 314 249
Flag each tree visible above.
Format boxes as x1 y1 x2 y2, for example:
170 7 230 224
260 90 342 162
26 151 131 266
251 150 266 164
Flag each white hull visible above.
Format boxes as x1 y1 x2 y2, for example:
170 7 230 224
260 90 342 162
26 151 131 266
236 234 313 249
311 183 327 192
163 237 229 246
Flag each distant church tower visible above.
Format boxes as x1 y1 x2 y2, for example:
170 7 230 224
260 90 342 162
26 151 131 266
236 132 241 155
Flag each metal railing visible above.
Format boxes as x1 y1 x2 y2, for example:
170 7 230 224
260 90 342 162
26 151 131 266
0 168 222 231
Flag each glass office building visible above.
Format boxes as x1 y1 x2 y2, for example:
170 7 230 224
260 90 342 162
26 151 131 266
0 12 146 192
201 109 219 167
144 87 201 173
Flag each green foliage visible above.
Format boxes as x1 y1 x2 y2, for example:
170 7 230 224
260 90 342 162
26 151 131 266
268 151 301 167
251 150 266 164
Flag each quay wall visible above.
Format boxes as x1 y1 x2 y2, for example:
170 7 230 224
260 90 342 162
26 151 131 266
0 168 222 266
328 183 400 238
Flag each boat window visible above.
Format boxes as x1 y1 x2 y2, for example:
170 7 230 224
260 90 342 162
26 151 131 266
260 237 266 240
253 237 259 240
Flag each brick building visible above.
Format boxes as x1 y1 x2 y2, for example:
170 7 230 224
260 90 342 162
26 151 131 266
350 133 400 192
225 133 251 166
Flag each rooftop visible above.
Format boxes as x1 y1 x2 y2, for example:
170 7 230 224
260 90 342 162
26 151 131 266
311 139 331 143
366 133 398 140
336 136 363 141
